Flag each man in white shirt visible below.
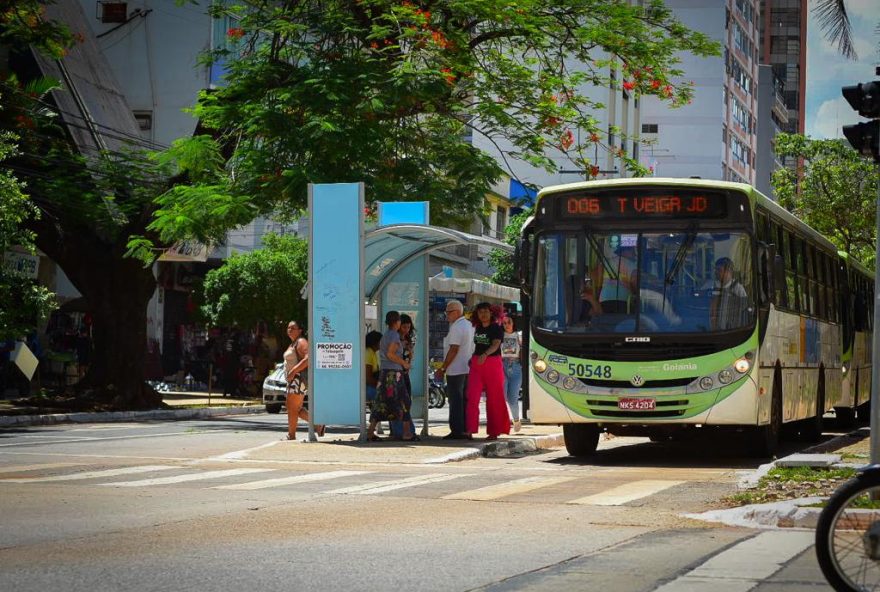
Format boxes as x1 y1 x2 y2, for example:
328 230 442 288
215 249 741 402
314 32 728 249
434 300 474 440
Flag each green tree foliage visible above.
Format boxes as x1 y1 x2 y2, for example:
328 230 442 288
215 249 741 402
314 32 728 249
0 0 74 59
489 207 533 287
0 128 56 340
151 0 717 242
0 3 221 407
772 133 878 266
199 234 308 342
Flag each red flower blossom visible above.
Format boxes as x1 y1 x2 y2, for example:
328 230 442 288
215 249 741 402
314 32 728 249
589 165 600 178
560 129 574 151
622 80 635 92
589 133 600 143
227 27 245 40
440 67 456 84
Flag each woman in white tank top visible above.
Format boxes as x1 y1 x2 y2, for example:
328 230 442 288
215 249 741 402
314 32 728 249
283 321 324 440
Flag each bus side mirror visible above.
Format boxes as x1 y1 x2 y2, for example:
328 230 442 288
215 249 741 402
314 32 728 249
517 235 532 296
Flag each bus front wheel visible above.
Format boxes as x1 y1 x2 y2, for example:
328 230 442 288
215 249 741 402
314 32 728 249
563 424 600 457
750 375 782 458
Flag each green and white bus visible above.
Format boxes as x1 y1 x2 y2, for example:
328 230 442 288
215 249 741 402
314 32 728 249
519 177 873 457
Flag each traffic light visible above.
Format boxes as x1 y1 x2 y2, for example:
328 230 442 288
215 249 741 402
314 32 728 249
842 120 880 161
842 82 880 118
842 78 880 163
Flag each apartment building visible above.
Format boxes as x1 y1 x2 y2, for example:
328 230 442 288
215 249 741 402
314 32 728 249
759 0 807 173
639 0 760 184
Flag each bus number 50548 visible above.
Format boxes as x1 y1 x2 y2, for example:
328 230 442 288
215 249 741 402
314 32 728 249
568 363 612 379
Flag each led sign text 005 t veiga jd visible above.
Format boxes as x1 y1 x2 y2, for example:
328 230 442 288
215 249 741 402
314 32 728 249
559 192 728 219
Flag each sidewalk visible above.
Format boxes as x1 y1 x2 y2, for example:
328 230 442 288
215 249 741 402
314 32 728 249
0 390 565 463
254 422 565 465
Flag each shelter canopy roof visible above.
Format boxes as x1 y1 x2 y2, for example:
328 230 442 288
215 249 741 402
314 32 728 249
364 224 512 301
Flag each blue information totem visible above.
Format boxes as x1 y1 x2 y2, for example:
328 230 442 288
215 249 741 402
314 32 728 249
308 183 365 433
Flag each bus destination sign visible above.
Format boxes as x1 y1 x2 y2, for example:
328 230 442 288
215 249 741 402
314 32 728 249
558 192 728 219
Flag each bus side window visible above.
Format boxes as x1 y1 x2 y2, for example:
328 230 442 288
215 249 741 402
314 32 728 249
771 221 786 307
781 227 797 310
826 257 837 323
806 244 818 317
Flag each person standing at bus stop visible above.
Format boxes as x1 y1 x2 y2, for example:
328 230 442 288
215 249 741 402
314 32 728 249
466 302 510 441
434 300 474 440
501 316 523 433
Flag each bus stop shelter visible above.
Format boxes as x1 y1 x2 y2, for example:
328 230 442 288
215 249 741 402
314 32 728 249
308 184 514 440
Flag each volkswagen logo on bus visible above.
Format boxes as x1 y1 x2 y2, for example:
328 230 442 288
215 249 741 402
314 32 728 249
630 374 645 387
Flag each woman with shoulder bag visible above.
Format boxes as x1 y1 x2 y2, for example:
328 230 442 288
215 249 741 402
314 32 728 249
284 321 325 440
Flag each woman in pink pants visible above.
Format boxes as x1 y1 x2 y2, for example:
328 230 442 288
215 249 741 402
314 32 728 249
466 302 510 440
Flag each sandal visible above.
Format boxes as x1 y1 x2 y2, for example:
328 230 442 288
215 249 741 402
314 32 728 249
315 424 326 437
402 435 421 442
367 435 383 442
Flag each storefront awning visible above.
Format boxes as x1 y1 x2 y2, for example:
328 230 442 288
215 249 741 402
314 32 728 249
364 225 513 301
428 275 520 302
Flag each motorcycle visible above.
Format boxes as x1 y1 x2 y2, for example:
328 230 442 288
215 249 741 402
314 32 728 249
428 375 447 409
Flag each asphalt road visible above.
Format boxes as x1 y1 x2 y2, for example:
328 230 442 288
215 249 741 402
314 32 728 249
0 412 844 591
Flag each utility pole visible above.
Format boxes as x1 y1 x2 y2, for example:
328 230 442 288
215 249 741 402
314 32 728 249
841 69 880 462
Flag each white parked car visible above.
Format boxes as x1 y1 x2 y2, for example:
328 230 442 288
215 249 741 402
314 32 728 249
262 363 287 413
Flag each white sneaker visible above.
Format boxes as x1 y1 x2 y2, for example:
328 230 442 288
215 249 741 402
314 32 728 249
513 420 521 433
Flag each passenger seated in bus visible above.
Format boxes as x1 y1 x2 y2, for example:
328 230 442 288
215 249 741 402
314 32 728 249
578 278 601 324
595 244 638 314
703 257 748 330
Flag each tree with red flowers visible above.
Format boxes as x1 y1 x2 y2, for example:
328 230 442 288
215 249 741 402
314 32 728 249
141 0 718 248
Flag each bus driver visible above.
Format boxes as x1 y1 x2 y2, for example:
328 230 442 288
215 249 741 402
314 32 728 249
705 257 748 330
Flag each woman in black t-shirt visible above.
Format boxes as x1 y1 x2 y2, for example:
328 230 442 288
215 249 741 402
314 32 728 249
465 302 510 440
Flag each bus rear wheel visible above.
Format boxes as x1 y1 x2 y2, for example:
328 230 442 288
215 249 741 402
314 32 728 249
563 424 600 457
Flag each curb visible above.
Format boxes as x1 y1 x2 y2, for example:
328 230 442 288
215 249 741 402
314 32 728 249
686 497 824 529
0 405 265 427
482 433 565 457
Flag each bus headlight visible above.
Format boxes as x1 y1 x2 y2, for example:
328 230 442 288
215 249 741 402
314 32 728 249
546 369 560 383
718 369 733 384
734 358 750 374
699 376 714 390
562 376 577 390
534 359 547 373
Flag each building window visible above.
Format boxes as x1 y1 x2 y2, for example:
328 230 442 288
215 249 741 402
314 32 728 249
98 1 128 23
641 123 658 134
133 110 152 131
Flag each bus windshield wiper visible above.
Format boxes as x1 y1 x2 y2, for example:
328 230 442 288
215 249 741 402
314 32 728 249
664 227 697 285
586 233 617 279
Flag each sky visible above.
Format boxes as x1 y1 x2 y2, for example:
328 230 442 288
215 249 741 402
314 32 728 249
805 0 880 139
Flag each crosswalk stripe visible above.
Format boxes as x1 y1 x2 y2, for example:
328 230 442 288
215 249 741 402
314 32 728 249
327 473 473 495
442 476 576 501
213 470 370 490
101 468 275 487
1 465 176 483
652 530 814 591
0 463 84 475
567 479 683 506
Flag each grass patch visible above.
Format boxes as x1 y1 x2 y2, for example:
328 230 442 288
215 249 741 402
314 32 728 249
723 466 858 507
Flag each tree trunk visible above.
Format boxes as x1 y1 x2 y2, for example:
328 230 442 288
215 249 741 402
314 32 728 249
33 221 162 410
84 263 161 409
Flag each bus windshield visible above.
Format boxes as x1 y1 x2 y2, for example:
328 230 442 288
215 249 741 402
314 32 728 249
533 230 755 334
